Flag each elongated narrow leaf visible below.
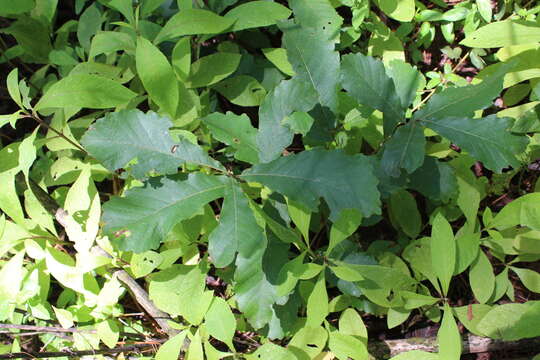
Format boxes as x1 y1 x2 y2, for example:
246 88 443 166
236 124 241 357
202 112 259 164
341 53 405 135
414 63 512 121
241 149 381 221
281 22 340 112
224 1 291 31
102 174 227 252
82 109 224 178
35 74 136 110
381 121 426 176
431 213 455 296
154 9 234 43
421 115 528 173
438 303 462 360
461 20 540 48
256 78 318 163
208 180 246 267
469 250 495 304
306 272 328 327
136 37 178 117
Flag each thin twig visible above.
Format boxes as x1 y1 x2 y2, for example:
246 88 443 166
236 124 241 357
20 113 87 153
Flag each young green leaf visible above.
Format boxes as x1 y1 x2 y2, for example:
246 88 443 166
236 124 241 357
241 149 381 221
469 250 495 304
461 20 540 48
155 331 187 360
511 267 540 293
262 48 295 76
89 31 136 58
376 0 415 22
306 272 329 327
327 209 362 255
205 297 236 350
103 174 227 252
35 74 136 111
136 37 178 117
224 1 291 31
202 112 259 164
81 109 225 178
431 213 455 296
6 68 23 109
328 331 368 360
489 193 540 231
421 115 528 173
339 308 368 344
186 52 241 88
438 304 462 360
155 9 234 43
341 53 405 136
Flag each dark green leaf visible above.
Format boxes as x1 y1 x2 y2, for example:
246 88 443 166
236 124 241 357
387 59 423 109
381 121 426 177
102 174 227 252
256 78 318 162
421 115 528 173
2 18 52 63
77 3 102 50
389 189 422 238
341 53 405 136
241 149 381 221
409 157 457 202
0 0 34 15
288 0 342 41
212 75 266 107
81 110 224 178
414 63 512 121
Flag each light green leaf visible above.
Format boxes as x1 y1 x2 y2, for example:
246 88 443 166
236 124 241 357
390 350 439 360
287 200 311 242
454 233 480 275
149 263 211 324
96 319 120 348
438 304 462 360
172 37 191 81
282 111 314 136
387 307 411 329
469 250 495 304
7 68 23 109
136 37 178 117
155 331 187 360
202 112 259 164
186 52 241 88
414 63 512 121
0 0 34 15
35 74 136 111
327 209 362 255
155 9 234 43
89 31 135 58
381 121 426 177
186 329 204 360
330 263 416 290
306 272 328 327
288 326 328 359
476 0 492 22
250 343 296 360
461 20 540 48
376 0 415 22
102 174 227 252
82 109 224 178
421 115 528 173
511 267 540 293
339 308 367 343
389 189 422 238
208 180 246 267
502 301 540 340
241 149 381 221
288 0 342 42
328 331 367 360
99 0 134 23
476 303 531 339
224 1 291 31
0 252 24 321
262 48 295 76
276 253 306 296
281 22 340 112
431 213 455 296
490 193 540 231
212 75 266 107
256 78 318 162
341 53 404 136
52 306 74 329
205 297 236 350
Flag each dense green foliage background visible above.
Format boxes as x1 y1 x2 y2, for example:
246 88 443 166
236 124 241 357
1 0 540 359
